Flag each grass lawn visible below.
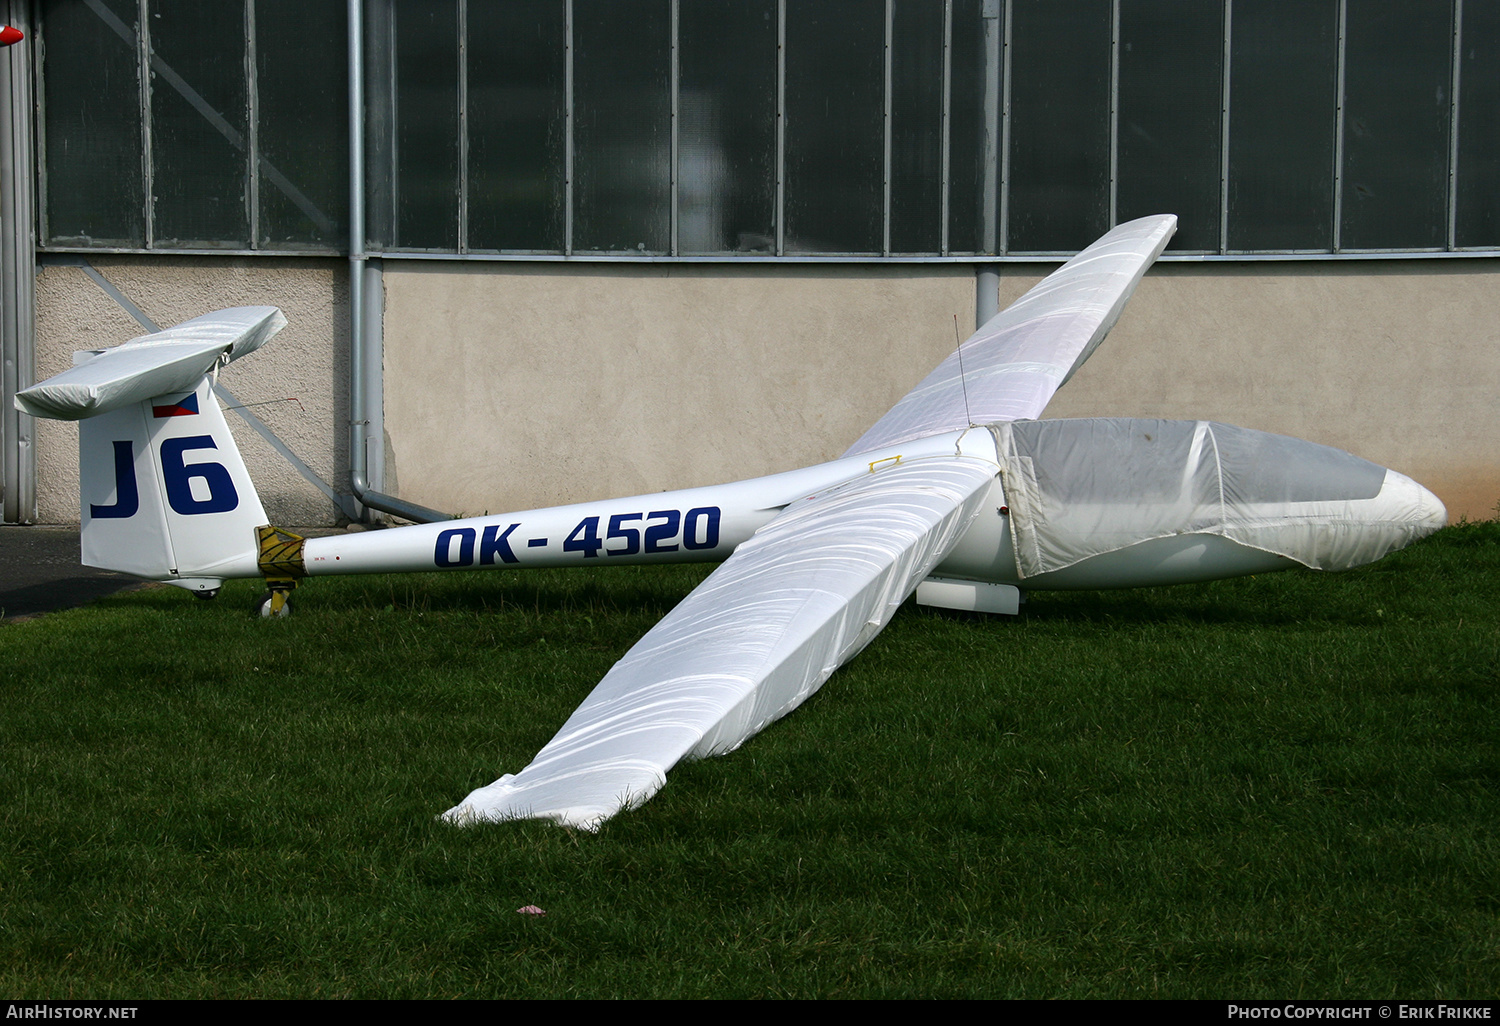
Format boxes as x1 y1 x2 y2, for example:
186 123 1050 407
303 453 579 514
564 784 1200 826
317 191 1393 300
2 522 1496 998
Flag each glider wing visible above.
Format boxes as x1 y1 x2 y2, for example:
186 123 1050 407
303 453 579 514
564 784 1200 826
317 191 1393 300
444 452 999 829
844 214 1176 456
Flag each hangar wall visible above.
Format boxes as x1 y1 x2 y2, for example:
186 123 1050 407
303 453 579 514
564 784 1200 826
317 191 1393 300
381 259 1500 523
30 257 1500 526
379 263 977 514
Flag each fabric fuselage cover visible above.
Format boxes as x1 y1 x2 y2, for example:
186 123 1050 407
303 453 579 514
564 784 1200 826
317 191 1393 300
994 418 1417 577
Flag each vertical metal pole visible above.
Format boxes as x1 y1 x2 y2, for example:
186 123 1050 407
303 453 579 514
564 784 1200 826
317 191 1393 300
246 0 259 249
140 0 154 248
348 0 368 518
999 0 1011 252
1107 0 1119 228
384 8 396 237
564 0 573 255
975 267 998 329
1332 0 1347 251
669 0 679 256
1448 0 1462 250
359 0 395 250
1219 0 1232 253
939 0 951 255
882 0 892 256
0 0 35 522
976 0 999 327
363 257 384 494
775 0 785 256
980 0 998 255
457 0 468 253
346 0 414 517
32 0 45 248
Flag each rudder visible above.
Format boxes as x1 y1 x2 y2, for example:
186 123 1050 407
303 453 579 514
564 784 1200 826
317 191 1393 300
80 377 267 590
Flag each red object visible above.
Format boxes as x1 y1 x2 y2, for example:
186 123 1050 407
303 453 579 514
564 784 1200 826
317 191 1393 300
0 27 22 46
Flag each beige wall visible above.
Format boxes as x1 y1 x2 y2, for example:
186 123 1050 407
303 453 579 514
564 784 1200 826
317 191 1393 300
381 263 977 513
26 255 1500 526
33 257 347 526
384 259 1499 522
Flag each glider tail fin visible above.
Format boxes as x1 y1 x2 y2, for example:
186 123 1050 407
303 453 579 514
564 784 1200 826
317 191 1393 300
78 378 267 590
15 307 285 592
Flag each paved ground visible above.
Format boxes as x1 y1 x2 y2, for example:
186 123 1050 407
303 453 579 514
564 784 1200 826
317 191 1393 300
0 524 143 619
0 524 364 620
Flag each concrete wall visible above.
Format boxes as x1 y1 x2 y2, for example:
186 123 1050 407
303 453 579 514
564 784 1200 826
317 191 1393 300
383 259 1500 523
26 255 1500 526
33 257 347 526
381 262 977 513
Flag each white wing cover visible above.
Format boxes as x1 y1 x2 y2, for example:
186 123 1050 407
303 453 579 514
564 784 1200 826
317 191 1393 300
845 215 1176 456
14 306 286 421
445 453 999 830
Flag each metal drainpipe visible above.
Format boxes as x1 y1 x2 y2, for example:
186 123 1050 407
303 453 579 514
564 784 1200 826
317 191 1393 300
346 0 449 525
974 0 1001 331
976 266 999 327
0 0 35 524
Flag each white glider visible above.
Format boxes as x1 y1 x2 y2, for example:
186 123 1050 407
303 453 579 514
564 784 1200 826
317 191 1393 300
17 215 1447 829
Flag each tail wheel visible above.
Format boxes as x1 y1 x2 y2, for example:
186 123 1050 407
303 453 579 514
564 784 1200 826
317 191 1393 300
256 590 292 618
255 573 299 619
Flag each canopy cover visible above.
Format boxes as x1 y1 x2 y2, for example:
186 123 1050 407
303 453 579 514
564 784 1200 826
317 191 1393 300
997 418 1438 576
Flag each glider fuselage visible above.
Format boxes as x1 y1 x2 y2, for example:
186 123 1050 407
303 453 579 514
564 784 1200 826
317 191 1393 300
295 419 1443 595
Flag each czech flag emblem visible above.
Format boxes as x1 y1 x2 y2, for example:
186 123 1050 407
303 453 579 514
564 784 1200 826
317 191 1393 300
152 393 199 418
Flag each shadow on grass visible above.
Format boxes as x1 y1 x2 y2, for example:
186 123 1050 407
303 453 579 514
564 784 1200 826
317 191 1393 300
916 575 1383 630
330 565 716 619
91 564 717 623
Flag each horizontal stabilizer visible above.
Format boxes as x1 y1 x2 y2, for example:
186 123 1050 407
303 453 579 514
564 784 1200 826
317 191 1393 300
443 453 999 830
15 306 286 420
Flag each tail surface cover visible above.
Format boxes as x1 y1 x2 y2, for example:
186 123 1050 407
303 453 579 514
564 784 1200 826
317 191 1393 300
16 307 286 586
16 306 285 420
